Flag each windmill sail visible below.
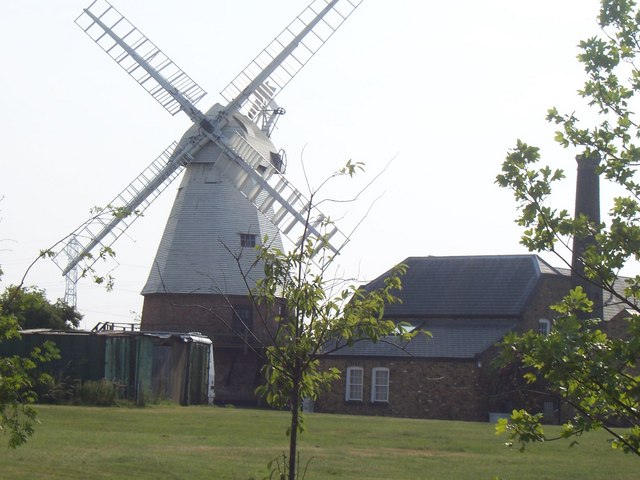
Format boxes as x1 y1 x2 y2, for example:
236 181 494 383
75 0 207 117
53 141 197 275
221 0 364 121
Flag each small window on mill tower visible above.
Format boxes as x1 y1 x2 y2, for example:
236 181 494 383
240 233 256 248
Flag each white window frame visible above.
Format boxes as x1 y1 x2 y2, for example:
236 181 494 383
371 367 390 403
345 366 363 402
538 318 551 337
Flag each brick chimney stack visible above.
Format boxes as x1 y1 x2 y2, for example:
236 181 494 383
571 152 603 320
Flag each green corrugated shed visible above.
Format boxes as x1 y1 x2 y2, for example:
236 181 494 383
0 331 106 382
0 329 214 405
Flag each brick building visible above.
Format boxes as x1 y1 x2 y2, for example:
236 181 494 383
141 293 277 404
315 254 628 422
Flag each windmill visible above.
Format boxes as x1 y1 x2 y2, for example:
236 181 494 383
52 0 363 403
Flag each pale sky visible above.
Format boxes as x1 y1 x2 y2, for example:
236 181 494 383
1 0 605 329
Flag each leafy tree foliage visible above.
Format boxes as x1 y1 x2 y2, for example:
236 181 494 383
0 314 58 448
495 288 640 454
0 271 59 447
0 174 133 450
495 0 640 456
0 286 81 330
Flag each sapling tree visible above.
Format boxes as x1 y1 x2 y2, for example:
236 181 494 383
227 161 417 479
253 238 410 479
495 0 640 456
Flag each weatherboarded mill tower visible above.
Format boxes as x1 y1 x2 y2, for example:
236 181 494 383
139 111 285 403
57 0 359 403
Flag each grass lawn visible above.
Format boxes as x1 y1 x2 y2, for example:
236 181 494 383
0 404 637 479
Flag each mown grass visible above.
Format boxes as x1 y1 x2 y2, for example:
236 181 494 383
0 404 637 479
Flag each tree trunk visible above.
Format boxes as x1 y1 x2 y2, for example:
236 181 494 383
288 378 301 480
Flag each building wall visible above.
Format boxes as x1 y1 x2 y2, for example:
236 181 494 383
315 357 486 421
518 274 571 334
519 273 629 338
600 310 631 338
142 293 278 405
213 348 264 404
141 293 276 344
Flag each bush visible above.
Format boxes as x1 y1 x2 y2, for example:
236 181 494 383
77 380 117 406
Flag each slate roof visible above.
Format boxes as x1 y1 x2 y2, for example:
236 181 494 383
369 255 559 318
331 254 634 360
329 254 559 360
603 275 635 322
330 319 515 359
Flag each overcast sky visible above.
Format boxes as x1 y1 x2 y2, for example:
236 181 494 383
1 0 606 329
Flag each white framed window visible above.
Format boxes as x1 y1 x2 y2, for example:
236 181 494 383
371 367 390 403
538 318 551 337
345 367 363 402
